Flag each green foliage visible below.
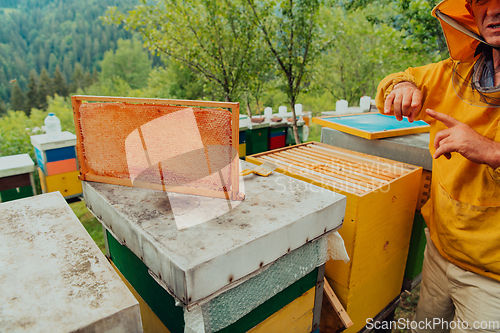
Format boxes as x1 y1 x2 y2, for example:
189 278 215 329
53 66 69 97
311 5 401 105
344 0 447 62
99 38 152 90
84 76 143 97
25 71 38 114
0 0 137 104
38 68 52 110
105 0 263 102
143 65 207 100
0 97 6 116
244 0 329 143
69 63 85 94
0 95 74 159
69 201 105 253
10 81 24 111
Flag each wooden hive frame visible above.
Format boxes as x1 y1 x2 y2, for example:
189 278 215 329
247 142 422 332
71 95 242 201
312 112 430 140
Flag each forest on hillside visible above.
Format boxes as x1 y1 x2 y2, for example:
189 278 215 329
0 0 150 108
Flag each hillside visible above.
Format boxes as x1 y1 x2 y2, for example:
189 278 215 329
0 0 139 105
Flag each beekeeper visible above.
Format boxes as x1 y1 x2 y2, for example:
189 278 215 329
376 0 500 332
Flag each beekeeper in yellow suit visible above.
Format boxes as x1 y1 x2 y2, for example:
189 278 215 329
376 0 500 332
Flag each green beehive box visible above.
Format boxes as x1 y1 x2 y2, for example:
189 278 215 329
0 154 36 203
241 119 269 155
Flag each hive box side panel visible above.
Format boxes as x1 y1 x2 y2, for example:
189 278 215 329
348 168 421 287
248 287 315 333
324 195 359 288
110 261 172 333
45 170 82 197
328 247 408 333
106 230 185 333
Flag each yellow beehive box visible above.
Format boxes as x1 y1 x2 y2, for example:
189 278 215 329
247 142 422 332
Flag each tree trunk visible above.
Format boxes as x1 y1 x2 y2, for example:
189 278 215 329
290 98 301 145
245 92 252 119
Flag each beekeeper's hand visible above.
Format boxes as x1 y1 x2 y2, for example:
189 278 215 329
384 82 422 123
427 109 500 169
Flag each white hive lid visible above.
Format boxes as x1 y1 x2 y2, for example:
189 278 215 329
30 131 77 151
0 154 35 178
83 160 346 305
0 192 142 333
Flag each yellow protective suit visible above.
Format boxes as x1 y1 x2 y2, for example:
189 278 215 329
376 0 500 282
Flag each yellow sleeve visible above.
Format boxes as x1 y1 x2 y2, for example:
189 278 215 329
375 60 452 121
375 71 416 114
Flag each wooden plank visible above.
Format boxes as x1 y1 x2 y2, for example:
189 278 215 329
323 278 353 329
38 167 48 194
231 102 240 200
313 142 416 173
248 287 315 333
416 170 432 211
46 158 78 176
71 98 88 177
0 173 31 191
307 145 405 178
294 147 396 181
245 155 365 196
83 173 239 201
0 186 34 203
312 113 429 140
45 170 82 197
349 167 421 287
329 248 409 333
110 261 172 333
277 150 388 185
72 95 239 109
258 155 368 195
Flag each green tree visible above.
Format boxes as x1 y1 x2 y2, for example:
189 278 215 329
53 66 68 97
38 68 52 110
344 0 447 62
10 82 25 112
0 97 6 116
104 0 260 102
98 38 152 90
245 0 330 144
69 63 84 93
25 70 38 115
83 71 94 90
165 63 206 100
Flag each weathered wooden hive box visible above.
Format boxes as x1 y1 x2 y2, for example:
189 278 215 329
0 192 142 332
72 96 348 332
83 160 347 333
0 153 36 202
246 141 422 332
321 127 433 291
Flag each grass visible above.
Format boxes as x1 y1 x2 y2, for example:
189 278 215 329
392 286 420 332
69 200 105 253
307 121 322 142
